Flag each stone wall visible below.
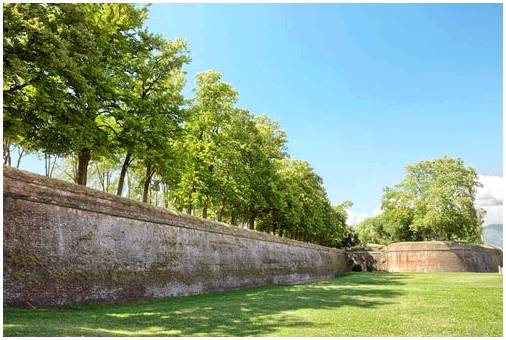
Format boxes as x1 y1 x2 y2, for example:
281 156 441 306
385 241 502 273
347 242 502 273
3 167 348 307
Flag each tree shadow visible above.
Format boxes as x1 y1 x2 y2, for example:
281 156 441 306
6 273 408 336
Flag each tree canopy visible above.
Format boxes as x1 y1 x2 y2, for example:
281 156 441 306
356 157 484 245
3 3 351 248
4 4 150 184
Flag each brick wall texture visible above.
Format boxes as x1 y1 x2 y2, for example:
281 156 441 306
347 242 502 273
385 241 502 272
3 167 348 307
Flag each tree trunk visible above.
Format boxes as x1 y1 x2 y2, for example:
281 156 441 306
162 182 169 209
44 154 50 176
44 154 57 177
202 203 208 219
186 181 195 215
15 147 25 168
105 171 111 192
49 156 57 177
76 148 91 185
3 140 11 166
248 213 256 230
217 198 226 222
231 210 238 226
142 162 155 203
127 171 132 199
116 151 132 196
96 165 106 191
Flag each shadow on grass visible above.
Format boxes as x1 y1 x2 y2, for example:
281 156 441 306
5 273 408 336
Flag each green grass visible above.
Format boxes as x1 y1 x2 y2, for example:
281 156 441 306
3 272 503 336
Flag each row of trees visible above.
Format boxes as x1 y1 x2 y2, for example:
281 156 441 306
4 4 485 248
355 157 484 245
4 4 352 247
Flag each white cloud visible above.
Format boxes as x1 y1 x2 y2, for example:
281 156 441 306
346 210 370 226
347 206 382 226
372 206 382 217
476 175 503 225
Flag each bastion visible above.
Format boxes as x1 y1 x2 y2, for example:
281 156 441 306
346 241 502 273
385 241 502 272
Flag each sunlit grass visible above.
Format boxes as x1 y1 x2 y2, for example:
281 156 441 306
3 272 502 336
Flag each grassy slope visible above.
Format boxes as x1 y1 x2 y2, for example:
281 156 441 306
3 272 503 336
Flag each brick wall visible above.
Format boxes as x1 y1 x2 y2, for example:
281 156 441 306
385 241 502 272
347 242 502 273
3 166 348 307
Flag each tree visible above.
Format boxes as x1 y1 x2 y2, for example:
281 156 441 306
87 155 120 193
172 70 238 215
355 215 390 245
113 35 190 199
242 115 288 229
332 201 358 247
256 158 346 246
379 157 484 243
3 4 149 185
4 4 71 155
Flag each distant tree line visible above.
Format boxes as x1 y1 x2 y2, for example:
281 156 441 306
3 3 353 248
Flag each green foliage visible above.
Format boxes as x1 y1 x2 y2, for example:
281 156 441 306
339 225 360 248
256 159 348 246
357 157 484 245
171 70 239 214
115 36 190 201
355 215 390 245
4 3 150 184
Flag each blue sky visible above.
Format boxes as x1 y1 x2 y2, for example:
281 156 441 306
144 3 502 216
19 4 503 221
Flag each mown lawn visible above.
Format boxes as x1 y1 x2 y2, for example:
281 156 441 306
3 272 503 336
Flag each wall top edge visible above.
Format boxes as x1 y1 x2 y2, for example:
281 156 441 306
3 166 344 254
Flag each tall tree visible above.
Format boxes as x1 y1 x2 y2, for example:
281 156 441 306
256 158 344 246
379 157 484 243
3 4 148 185
241 115 288 229
113 35 190 198
172 70 238 215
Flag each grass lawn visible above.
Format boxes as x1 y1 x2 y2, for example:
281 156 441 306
3 272 503 336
